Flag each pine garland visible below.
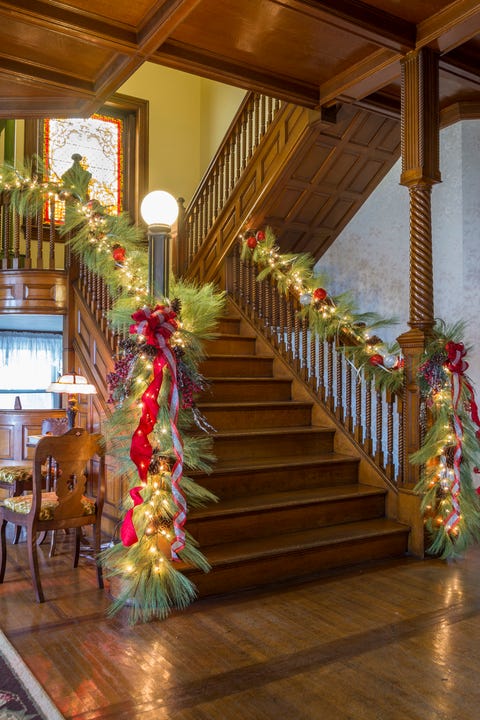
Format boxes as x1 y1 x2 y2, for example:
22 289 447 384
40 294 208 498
241 227 480 559
0 156 225 622
241 226 404 392
410 322 480 558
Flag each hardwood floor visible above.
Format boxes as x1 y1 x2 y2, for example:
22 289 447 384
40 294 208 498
1 529 480 719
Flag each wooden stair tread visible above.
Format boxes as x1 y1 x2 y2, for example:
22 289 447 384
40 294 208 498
212 425 331 439
198 400 312 409
201 451 359 473
187 519 409 567
192 483 386 518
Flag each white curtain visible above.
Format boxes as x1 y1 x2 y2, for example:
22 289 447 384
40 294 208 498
0 332 63 390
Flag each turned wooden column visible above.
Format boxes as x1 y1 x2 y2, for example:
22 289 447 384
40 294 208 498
397 47 441 489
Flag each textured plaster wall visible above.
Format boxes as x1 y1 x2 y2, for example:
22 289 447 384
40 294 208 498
317 121 480 389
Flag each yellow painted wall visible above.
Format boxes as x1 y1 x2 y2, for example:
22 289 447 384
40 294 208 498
119 63 245 204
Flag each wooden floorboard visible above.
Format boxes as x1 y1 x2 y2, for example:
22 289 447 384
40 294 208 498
1 530 480 719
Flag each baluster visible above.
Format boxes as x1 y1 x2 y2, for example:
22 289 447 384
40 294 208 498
0 204 5 268
263 278 271 333
397 394 404 484
354 375 363 444
271 283 279 346
308 323 316 390
238 254 245 310
24 212 32 269
49 197 56 269
278 291 286 353
286 296 293 356
12 210 20 268
364 380 373 456
254 94 260 148
335 344 343 421
232 244 239 303
375 388 384 468
267 96 273 124
293 311 301 371
260 95 267 136
345 361 353 432
213 166 219 220
218 156 225 212
253 260 259 317
317 337 325 400
385 390 395 481
300 314 308 380
4 205 11 269
326 339 334 410
36 208 43 269
247 102 254 162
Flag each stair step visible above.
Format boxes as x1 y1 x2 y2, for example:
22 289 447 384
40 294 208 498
192 453 360 499
211 426 335 461
188 484 387 546
205 334 257 355
199 354 274 378
185 519 410 596
215 316 241 335
204 377 292 402
199 400 312 430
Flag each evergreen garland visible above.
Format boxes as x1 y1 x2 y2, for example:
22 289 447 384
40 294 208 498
0 156 225 622
241 227 480 559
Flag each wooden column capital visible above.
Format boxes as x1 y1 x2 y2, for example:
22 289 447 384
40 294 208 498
400 47 441 188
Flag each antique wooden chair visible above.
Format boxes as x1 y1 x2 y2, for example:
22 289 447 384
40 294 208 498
0 428 105 602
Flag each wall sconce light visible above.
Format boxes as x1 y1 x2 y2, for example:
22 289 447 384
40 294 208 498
47 371 97 429
140 190 179 299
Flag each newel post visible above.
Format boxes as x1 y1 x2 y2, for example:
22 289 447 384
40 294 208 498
397 48 441 555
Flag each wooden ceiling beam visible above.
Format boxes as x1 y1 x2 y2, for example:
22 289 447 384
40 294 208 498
0 0 138 53
416 0 480 54
319 49 401 106
277 0 415 52
0 55 95 94
152 42 319 107
439 50 480 87
136 0 203 55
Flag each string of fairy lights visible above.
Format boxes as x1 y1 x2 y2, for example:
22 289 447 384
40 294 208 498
240 226 480 558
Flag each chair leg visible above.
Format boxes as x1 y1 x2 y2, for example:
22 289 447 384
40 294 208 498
93 522 104 589
27 526 44 603
73 527 81 568
12 524 22 544
0 519 7 583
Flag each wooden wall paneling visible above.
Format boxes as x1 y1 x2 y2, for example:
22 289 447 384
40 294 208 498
0 270 67 314
0 410 66 465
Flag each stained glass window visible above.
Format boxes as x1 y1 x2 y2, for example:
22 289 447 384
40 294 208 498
44 114 123 218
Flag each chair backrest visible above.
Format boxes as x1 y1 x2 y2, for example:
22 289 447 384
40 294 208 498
32 428 105 521
41 417 69 436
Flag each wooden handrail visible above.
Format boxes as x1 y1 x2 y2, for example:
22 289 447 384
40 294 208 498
177 92 282 275
229 244 404 486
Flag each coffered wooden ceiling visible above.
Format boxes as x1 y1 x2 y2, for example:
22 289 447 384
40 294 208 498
0 0 478 118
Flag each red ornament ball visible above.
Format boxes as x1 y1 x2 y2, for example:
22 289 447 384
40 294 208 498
369 353 384 366
313 287 327 302
246 235 257 250
256 230 266 242
112 246 126 263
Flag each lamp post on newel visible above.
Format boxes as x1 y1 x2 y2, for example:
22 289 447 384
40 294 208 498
140 190 179 299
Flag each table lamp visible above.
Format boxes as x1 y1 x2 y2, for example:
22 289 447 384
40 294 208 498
47 371 97 429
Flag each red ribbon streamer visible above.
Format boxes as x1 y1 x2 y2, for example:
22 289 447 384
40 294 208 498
120 305 181 549
443 341 480 529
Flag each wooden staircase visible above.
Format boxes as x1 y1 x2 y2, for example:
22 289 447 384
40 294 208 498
184 304 410 596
